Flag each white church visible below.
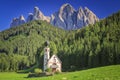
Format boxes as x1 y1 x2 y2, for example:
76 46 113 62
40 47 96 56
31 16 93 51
43 41 62 72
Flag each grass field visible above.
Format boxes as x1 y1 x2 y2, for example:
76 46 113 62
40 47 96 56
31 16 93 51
0 65 120 80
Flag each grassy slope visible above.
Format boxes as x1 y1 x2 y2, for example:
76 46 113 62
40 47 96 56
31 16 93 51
0 65 120 80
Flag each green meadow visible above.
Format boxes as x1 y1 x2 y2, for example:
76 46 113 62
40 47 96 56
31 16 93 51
0 65 120 80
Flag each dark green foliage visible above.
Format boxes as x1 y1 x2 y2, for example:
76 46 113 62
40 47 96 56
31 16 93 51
0 11 120 72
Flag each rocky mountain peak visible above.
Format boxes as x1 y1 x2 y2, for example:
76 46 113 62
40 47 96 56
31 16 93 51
84 7 90 11
83 7 99 25
34 6 39 12
84 7 92 16
77 7 84 16
77 7 85 20
10 15 25 27
60 3 75 13
10 3 99 30
27 13 33 22
19 15 25 21
27 6 50 22
33 6 43 20
51 4 99 30
78 7 83 13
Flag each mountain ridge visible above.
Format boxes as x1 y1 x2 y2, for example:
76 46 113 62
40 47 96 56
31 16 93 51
10 3 99 30
51 3 99 30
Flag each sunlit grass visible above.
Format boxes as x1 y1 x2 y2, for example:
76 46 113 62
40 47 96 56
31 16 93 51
0 65 120 80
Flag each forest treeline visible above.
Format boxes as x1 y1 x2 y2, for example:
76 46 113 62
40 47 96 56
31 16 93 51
0 11 120 72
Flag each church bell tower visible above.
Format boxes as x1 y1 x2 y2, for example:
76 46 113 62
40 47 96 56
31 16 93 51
43 41 50 72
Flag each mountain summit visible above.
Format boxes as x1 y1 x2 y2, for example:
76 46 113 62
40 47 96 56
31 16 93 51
50 3 99 30
10 15 26 27
27 7 50 22
10 3 99 30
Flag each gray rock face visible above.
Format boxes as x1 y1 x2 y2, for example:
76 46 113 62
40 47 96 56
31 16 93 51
50 3 99 30
11 7 50 28
27 13 34 22
27 7 50 22
50 3 75 30
10 15 25 27
10 3 99 30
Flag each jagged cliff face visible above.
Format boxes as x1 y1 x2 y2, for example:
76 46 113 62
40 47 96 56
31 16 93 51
50 4 75 30
10 3 99 30
10 7 50 27
26 13 34 22
50 3 99 30
10 15 25 27
27 7 50 22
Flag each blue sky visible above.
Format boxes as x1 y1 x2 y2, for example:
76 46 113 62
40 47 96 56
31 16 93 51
0 0 120 31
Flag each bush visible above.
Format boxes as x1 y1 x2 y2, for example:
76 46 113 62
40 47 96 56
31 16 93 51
34 68 42 74
28 72 53 78
45 68 52 72
55 70 61 74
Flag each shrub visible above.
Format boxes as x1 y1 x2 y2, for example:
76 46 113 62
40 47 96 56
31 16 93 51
55 70 61 74
45 68 52 72
34 68 42 74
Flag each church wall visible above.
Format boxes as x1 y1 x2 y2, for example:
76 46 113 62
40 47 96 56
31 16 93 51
47 55 62 72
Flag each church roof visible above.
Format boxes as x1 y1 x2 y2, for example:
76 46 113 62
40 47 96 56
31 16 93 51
48 54 62 63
